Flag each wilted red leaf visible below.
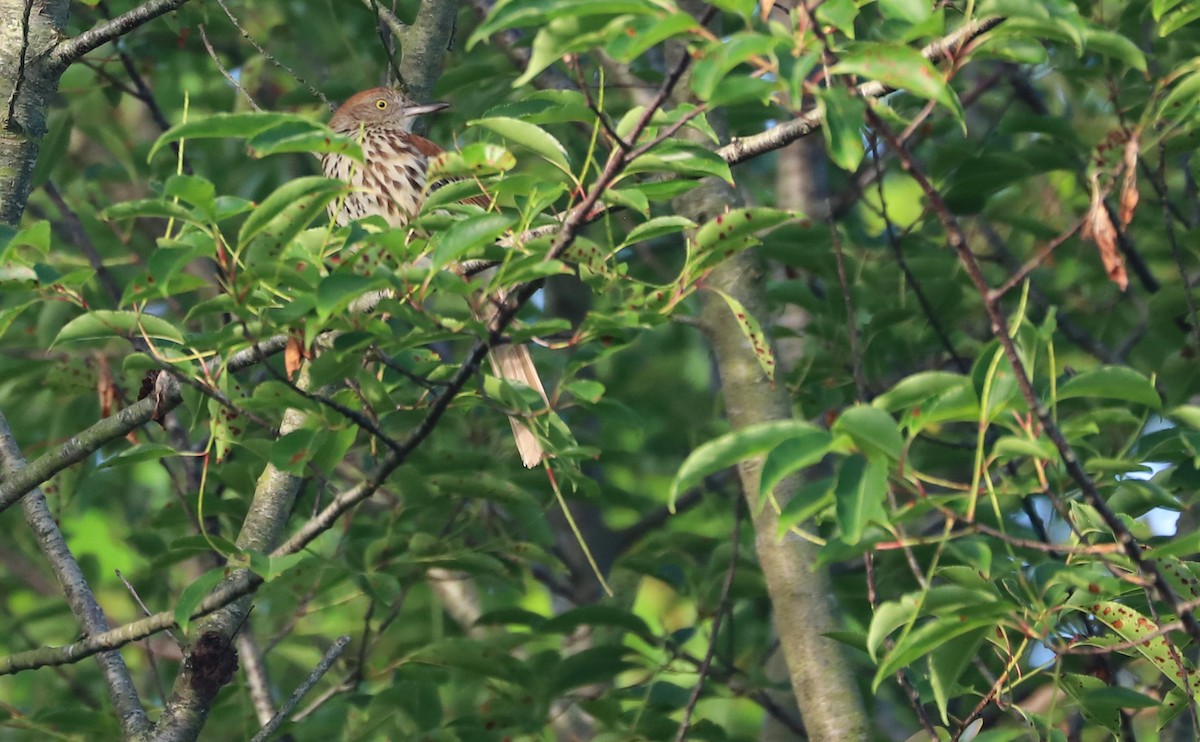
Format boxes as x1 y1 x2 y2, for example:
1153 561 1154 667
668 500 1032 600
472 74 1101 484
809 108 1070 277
285 336 304 380
1081 174 1128 291
95 353 116 418
1119 135 1139 227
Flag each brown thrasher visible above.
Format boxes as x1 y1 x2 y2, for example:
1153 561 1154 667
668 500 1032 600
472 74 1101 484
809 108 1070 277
322 87 548 468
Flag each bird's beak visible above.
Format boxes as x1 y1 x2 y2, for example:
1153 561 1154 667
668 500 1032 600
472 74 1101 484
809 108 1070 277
403 101 450 117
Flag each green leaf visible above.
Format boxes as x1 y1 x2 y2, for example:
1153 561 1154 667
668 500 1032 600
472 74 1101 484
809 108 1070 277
874 372 971 412
623 141 733 183
54 310 185 345
431 212 516 270
669 420 823 510
1081 601 1199 693
405 637 531 685
873 603 1013 690
992 435 1057 461
833 405 904 460
690 32 778 101
31 116 72 189
711 288 777 383
693 208 800 255
1167 404 1200 429
470 116 572 171
1059 674 1120 733
515 16 611 88
815 87 867 171
541 606 654 641
834 454 888 544
103 198 200 224
620 215 696 248
1 219 50 255
164 175 216 216
1159 1 1200 35
270 429 320 474
1057 367 1161 410
246 551 307 581
879 0 932 24
239 177 345 267
601 187 650 217
149 112 334 161
759 429 833 501
929 629 987 724
247 120 363 160
99 444 180 469
832 42 963 122
550 646 639 691
606 12 699 63
175 568 226 633
316 273 383 318
470 0 659 46
1082 28 1147 72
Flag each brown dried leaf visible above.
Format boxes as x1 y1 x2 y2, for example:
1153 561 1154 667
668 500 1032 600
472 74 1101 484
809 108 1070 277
95 353 116 418
1082 175 1128 292
1119 135 1139 227
285 336 303 380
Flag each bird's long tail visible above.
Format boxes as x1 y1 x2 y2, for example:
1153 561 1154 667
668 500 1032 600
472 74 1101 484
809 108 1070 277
487 342 548 468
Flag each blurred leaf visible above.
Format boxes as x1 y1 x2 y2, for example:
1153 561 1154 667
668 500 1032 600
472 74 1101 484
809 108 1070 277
833 405 904 460
669 420 824 509
471 116 572 171
691 32 778 101
431 212 516 270
711 288 776 382
834 454 888 544
816 87 866 171
1057 367 1161 409
833 42 963 122
175 568 227 634
53 310 185 345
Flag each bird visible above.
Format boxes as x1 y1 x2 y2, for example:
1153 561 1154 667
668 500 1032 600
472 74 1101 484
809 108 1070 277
321 87 548 468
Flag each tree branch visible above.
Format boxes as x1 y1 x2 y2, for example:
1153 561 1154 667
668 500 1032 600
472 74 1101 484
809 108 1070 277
867 106 1200 649
0 333 289 515
49 0 191 71
0 409 151 739
716 16 1005 166
249 636 350 742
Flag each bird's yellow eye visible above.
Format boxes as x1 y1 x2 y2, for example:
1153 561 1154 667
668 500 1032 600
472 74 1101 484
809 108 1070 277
376 99 388 109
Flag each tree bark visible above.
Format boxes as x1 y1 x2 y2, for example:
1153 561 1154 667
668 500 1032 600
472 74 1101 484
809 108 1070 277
668 5 869 734
679 177 870 741
0 0 67 226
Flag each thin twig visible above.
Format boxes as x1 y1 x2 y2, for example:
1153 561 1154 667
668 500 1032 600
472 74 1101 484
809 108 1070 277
866 106 1200 649
987 217 1086 302
250 636 351 742
866 134 968 373
1159 141 1200 351
674 499 742 742
716 16 1006 166
0 333 290 514
829 217 867 399
212 0 333 110
43 182 123 305
569 55 629 151
0 23 701 676
50 0 192 72
198 25 263 112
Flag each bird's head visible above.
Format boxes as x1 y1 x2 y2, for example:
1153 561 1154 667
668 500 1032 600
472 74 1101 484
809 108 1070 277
329 87 449 133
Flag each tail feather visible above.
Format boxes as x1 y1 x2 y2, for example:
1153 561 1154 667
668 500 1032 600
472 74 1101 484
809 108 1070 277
488 342 548 468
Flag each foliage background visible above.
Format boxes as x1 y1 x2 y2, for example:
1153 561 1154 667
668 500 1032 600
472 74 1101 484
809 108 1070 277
1 0 1199 740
